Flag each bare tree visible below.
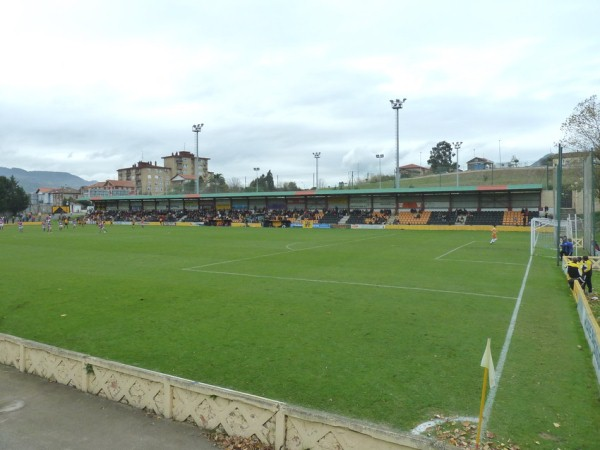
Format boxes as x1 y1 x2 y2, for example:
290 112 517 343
227 177 243 192
560 95 600 153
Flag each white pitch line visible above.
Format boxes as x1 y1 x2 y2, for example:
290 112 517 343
181 268 517 301
435 241 476 259
412 416 479 435
479 253 533 437
187 250 294 269
185 234 389 270
440 258 527 267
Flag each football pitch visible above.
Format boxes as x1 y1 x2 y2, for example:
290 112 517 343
1 224 598 447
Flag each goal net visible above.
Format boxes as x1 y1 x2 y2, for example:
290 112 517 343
530 217 560 256
530 216 580 257
566 215 584 256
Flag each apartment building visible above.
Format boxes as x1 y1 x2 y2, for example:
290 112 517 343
162 151 210 182
117 161 171 196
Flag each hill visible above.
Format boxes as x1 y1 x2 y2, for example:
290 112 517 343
0 167 96 193
353 166 579 190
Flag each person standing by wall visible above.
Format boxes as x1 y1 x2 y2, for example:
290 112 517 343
582 255 593 294
567 258 583 289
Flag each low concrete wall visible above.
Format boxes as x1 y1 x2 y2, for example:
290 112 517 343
0 333 452 450
562 258 600 387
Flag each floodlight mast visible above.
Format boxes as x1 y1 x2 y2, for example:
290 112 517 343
376 154 384 189
253 167 260 192
390 98 406 189
313 152 321 189
452 141 463 187
192 123 204 195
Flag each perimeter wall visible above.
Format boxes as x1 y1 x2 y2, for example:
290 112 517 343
0 334 454 450
562 258 600 386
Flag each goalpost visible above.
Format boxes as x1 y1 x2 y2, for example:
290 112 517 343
530 217 560 256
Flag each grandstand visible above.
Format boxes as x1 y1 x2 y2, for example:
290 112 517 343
92 207 539 228
86 183 545 228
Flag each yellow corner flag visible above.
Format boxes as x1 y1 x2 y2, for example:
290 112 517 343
480 338 496 388
476 338 496 448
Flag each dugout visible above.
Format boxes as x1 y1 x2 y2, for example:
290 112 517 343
85 184 543 214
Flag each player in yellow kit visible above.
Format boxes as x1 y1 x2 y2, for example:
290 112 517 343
490 225 497 244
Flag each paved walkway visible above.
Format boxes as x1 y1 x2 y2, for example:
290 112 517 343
0 365 217 450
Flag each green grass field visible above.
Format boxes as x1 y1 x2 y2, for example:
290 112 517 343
1 223 598 447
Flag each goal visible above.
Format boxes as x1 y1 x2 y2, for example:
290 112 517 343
530 215 581 257
530 217 560 256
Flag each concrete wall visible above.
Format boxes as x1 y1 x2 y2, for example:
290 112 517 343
0 333 454 450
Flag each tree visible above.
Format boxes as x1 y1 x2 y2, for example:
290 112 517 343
248 170 276 192
228 177 243 192
0 176 29 216
560 95 600 153
265 170 275 191
428 141 456 174
210 173 228 193
282 181 300 191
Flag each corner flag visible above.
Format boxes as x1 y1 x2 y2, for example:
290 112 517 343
480 338 496 388
476 338 496 448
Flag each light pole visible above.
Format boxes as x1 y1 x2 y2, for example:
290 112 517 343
192 123 204 195
313 152 321 189
452 141 463 187
498 139 502 166
253 167 260 192
390 98 406 189
376 154 384 189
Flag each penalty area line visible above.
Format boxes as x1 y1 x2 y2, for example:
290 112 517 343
181 268 517 301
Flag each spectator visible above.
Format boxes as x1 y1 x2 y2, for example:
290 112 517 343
582 255 593 294
567 257 583 289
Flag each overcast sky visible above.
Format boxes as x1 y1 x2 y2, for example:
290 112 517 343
1 1 598 189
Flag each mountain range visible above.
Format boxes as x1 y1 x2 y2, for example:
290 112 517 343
0 167 97 193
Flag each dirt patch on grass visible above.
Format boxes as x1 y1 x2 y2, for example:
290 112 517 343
430 419 522 449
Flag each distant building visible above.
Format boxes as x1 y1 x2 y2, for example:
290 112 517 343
162 151 210 185
169 173 196 193
399 164 430 177
466 157 494 171
82 180 136 197
548 151 592 168
30 187 81 214
117 161 171 196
